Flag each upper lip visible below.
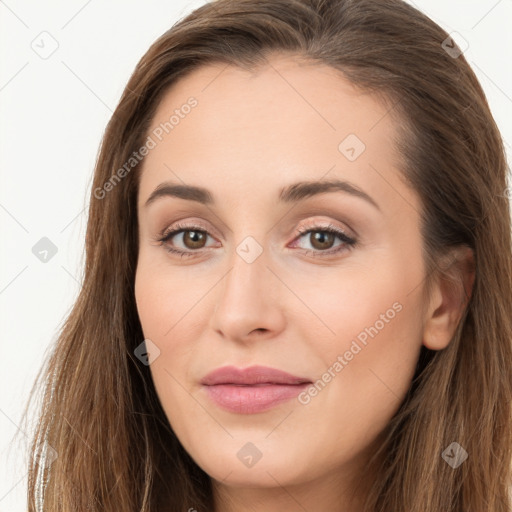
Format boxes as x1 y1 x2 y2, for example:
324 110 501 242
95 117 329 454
200 365 311 386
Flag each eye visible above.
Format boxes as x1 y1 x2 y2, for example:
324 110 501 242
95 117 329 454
155 222 218 258
290 223 357 257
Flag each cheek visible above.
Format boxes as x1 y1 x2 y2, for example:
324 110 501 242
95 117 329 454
285 252 424 369
292 252 425 451
134 262 208 448
289 303 423 475
134 252 209 341
134 254 213 389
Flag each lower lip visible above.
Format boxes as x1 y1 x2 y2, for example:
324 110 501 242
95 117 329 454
202 383 310 414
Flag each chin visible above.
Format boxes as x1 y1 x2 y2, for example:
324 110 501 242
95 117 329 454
190 441 309 487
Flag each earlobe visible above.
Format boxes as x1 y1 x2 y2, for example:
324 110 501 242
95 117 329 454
422 246 475 351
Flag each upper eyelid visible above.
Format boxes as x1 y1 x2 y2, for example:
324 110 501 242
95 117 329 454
163 214 355 234
166 218 218 234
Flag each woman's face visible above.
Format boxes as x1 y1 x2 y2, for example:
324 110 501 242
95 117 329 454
135 56 430 504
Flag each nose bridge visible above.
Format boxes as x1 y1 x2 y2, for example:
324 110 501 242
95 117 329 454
220 205 272 290
220 233 269 308
211 231 283 339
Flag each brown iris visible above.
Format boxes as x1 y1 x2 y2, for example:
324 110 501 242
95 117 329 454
182 230 207 249
309 231 335 250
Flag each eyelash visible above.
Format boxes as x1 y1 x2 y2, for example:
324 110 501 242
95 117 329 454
154 221 357 259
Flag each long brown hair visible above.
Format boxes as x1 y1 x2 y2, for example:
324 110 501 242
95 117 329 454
23 0 512 510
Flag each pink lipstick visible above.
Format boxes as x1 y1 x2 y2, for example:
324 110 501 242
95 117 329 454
200 365 311 414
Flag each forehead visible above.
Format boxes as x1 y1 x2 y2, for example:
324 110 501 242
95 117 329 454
146 55 398 149
137 55 413 216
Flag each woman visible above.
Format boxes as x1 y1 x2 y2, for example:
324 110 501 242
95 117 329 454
25 0 512 510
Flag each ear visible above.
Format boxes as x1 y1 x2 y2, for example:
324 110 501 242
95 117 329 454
422 246 475 351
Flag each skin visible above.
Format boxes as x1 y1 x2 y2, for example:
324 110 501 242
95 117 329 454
134 55 473 512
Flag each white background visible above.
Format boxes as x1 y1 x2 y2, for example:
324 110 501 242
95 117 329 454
1 0 511 510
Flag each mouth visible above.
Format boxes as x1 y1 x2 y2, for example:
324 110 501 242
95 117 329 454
200 365 312 414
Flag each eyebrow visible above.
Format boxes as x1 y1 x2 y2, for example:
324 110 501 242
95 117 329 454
144 179 380 211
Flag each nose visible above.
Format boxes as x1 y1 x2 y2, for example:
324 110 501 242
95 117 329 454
209 238 286 343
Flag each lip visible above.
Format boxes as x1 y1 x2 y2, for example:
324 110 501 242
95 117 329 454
200 365 312 414
200 365 311 386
